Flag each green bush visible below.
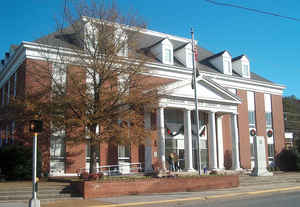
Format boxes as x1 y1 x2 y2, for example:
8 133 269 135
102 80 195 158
276 148 300 171
0 144 42 180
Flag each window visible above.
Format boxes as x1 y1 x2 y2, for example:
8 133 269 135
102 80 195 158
86 140 100 159
224 60 231 74
118 145 130 159
242 64 249 76
50 129 65 158
164 48 172 64
52 63 66 96
14 72 17 96
266 112 273 127
187 51 193 68
268 144 274 158
248 111 256 126
250 143 255 158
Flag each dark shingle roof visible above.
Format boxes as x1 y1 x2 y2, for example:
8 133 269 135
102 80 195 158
34 22 273 84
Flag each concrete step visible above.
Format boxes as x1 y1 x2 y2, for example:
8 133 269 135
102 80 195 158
0 182 81 201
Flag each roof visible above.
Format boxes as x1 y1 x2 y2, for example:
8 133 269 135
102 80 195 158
232 54 249 62
33 21 273 84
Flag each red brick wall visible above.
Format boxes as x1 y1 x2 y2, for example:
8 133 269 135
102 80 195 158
237 89 251 169
77 175 239 199
100 142 108 166
271 95 285 155
255 92 268 161
65 142 86 173
131 144 139 163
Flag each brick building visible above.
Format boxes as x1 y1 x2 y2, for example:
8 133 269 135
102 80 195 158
0 18 285 176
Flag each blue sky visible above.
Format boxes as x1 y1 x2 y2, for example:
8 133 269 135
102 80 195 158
1 0 299 98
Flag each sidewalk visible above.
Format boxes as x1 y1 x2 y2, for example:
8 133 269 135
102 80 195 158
1 172 300 207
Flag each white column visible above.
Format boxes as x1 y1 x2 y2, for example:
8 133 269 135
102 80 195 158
144 111 153 173
208 111 218 170
231 113 241 170
157 107 166 170
184 109 194 171
217 115 224 170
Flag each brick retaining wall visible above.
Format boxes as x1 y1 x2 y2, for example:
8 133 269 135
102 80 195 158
72 175 239 199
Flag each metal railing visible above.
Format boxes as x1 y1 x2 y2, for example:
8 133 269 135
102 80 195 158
77 162 143 176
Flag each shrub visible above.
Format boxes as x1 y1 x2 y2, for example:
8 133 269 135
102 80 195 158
276 148 300 171
0 144 42 180
79 172 104 180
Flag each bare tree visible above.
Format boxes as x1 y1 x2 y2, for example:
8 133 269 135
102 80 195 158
7 0 165 173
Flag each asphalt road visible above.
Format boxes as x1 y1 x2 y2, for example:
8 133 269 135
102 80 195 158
143 191 300 207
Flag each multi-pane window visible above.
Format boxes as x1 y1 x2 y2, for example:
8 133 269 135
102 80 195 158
224 60 231 74
248 111 256 127
250 143 255 158
52 63 66 95
187 51 193 68
264 94 273 128
265 112 273 127
164 48 172 64
242 64 249 77
268 144 275 158
14 72 17 96
50 129 65 158
118 145 130 159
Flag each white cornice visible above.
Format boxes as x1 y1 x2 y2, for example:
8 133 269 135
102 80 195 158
0 41 285 96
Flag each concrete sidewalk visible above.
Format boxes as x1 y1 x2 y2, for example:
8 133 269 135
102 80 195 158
1 172 300 207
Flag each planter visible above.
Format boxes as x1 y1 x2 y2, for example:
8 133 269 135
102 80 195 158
72 175 239 199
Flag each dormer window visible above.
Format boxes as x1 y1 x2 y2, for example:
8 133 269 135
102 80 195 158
150 38 173 65
224 59 232 74
174 42 193 68
164 47 172 64
206 50 232 75
115 27 128 57
186 51 193 68
232 55 250 78
242 64 249 77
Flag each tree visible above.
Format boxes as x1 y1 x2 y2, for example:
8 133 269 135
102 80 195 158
6 0 165 173
283 95 300 152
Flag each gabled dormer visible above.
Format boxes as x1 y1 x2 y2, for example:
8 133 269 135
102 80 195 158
150 38 173 65
232 55 250 78
115 27 128 57
174 43 193 68
207 50 232 75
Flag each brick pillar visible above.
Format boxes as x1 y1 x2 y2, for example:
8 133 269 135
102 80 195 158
255 92 268 162
131 144 139 163
271 95 285 156
237 89 251 169
100 142 108 166
65 142 86 174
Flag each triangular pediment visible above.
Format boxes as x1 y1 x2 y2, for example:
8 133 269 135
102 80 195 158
161 76 241 104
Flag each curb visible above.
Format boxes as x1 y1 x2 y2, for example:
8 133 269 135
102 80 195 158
90 186 300 207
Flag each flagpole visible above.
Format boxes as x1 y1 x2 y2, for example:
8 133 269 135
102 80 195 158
191 28 202 175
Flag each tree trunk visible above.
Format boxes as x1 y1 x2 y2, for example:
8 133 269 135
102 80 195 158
89 142 98 174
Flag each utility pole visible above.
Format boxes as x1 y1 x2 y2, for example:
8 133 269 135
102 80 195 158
191 28 202 175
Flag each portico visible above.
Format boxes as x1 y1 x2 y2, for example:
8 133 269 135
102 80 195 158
145 77 242 173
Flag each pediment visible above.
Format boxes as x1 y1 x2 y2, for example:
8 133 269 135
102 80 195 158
161 76 241 104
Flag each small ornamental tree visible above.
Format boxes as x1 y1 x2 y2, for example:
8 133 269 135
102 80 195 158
4 1 165 173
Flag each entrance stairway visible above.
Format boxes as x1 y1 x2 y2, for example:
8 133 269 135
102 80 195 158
240 172 300 186
0 181 81 203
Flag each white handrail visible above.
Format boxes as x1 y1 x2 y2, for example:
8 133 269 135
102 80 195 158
77 162 143 176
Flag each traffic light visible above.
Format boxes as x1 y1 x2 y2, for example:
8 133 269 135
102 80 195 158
29 120 43 133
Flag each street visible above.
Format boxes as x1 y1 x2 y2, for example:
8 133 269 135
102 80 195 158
136 191 300 207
